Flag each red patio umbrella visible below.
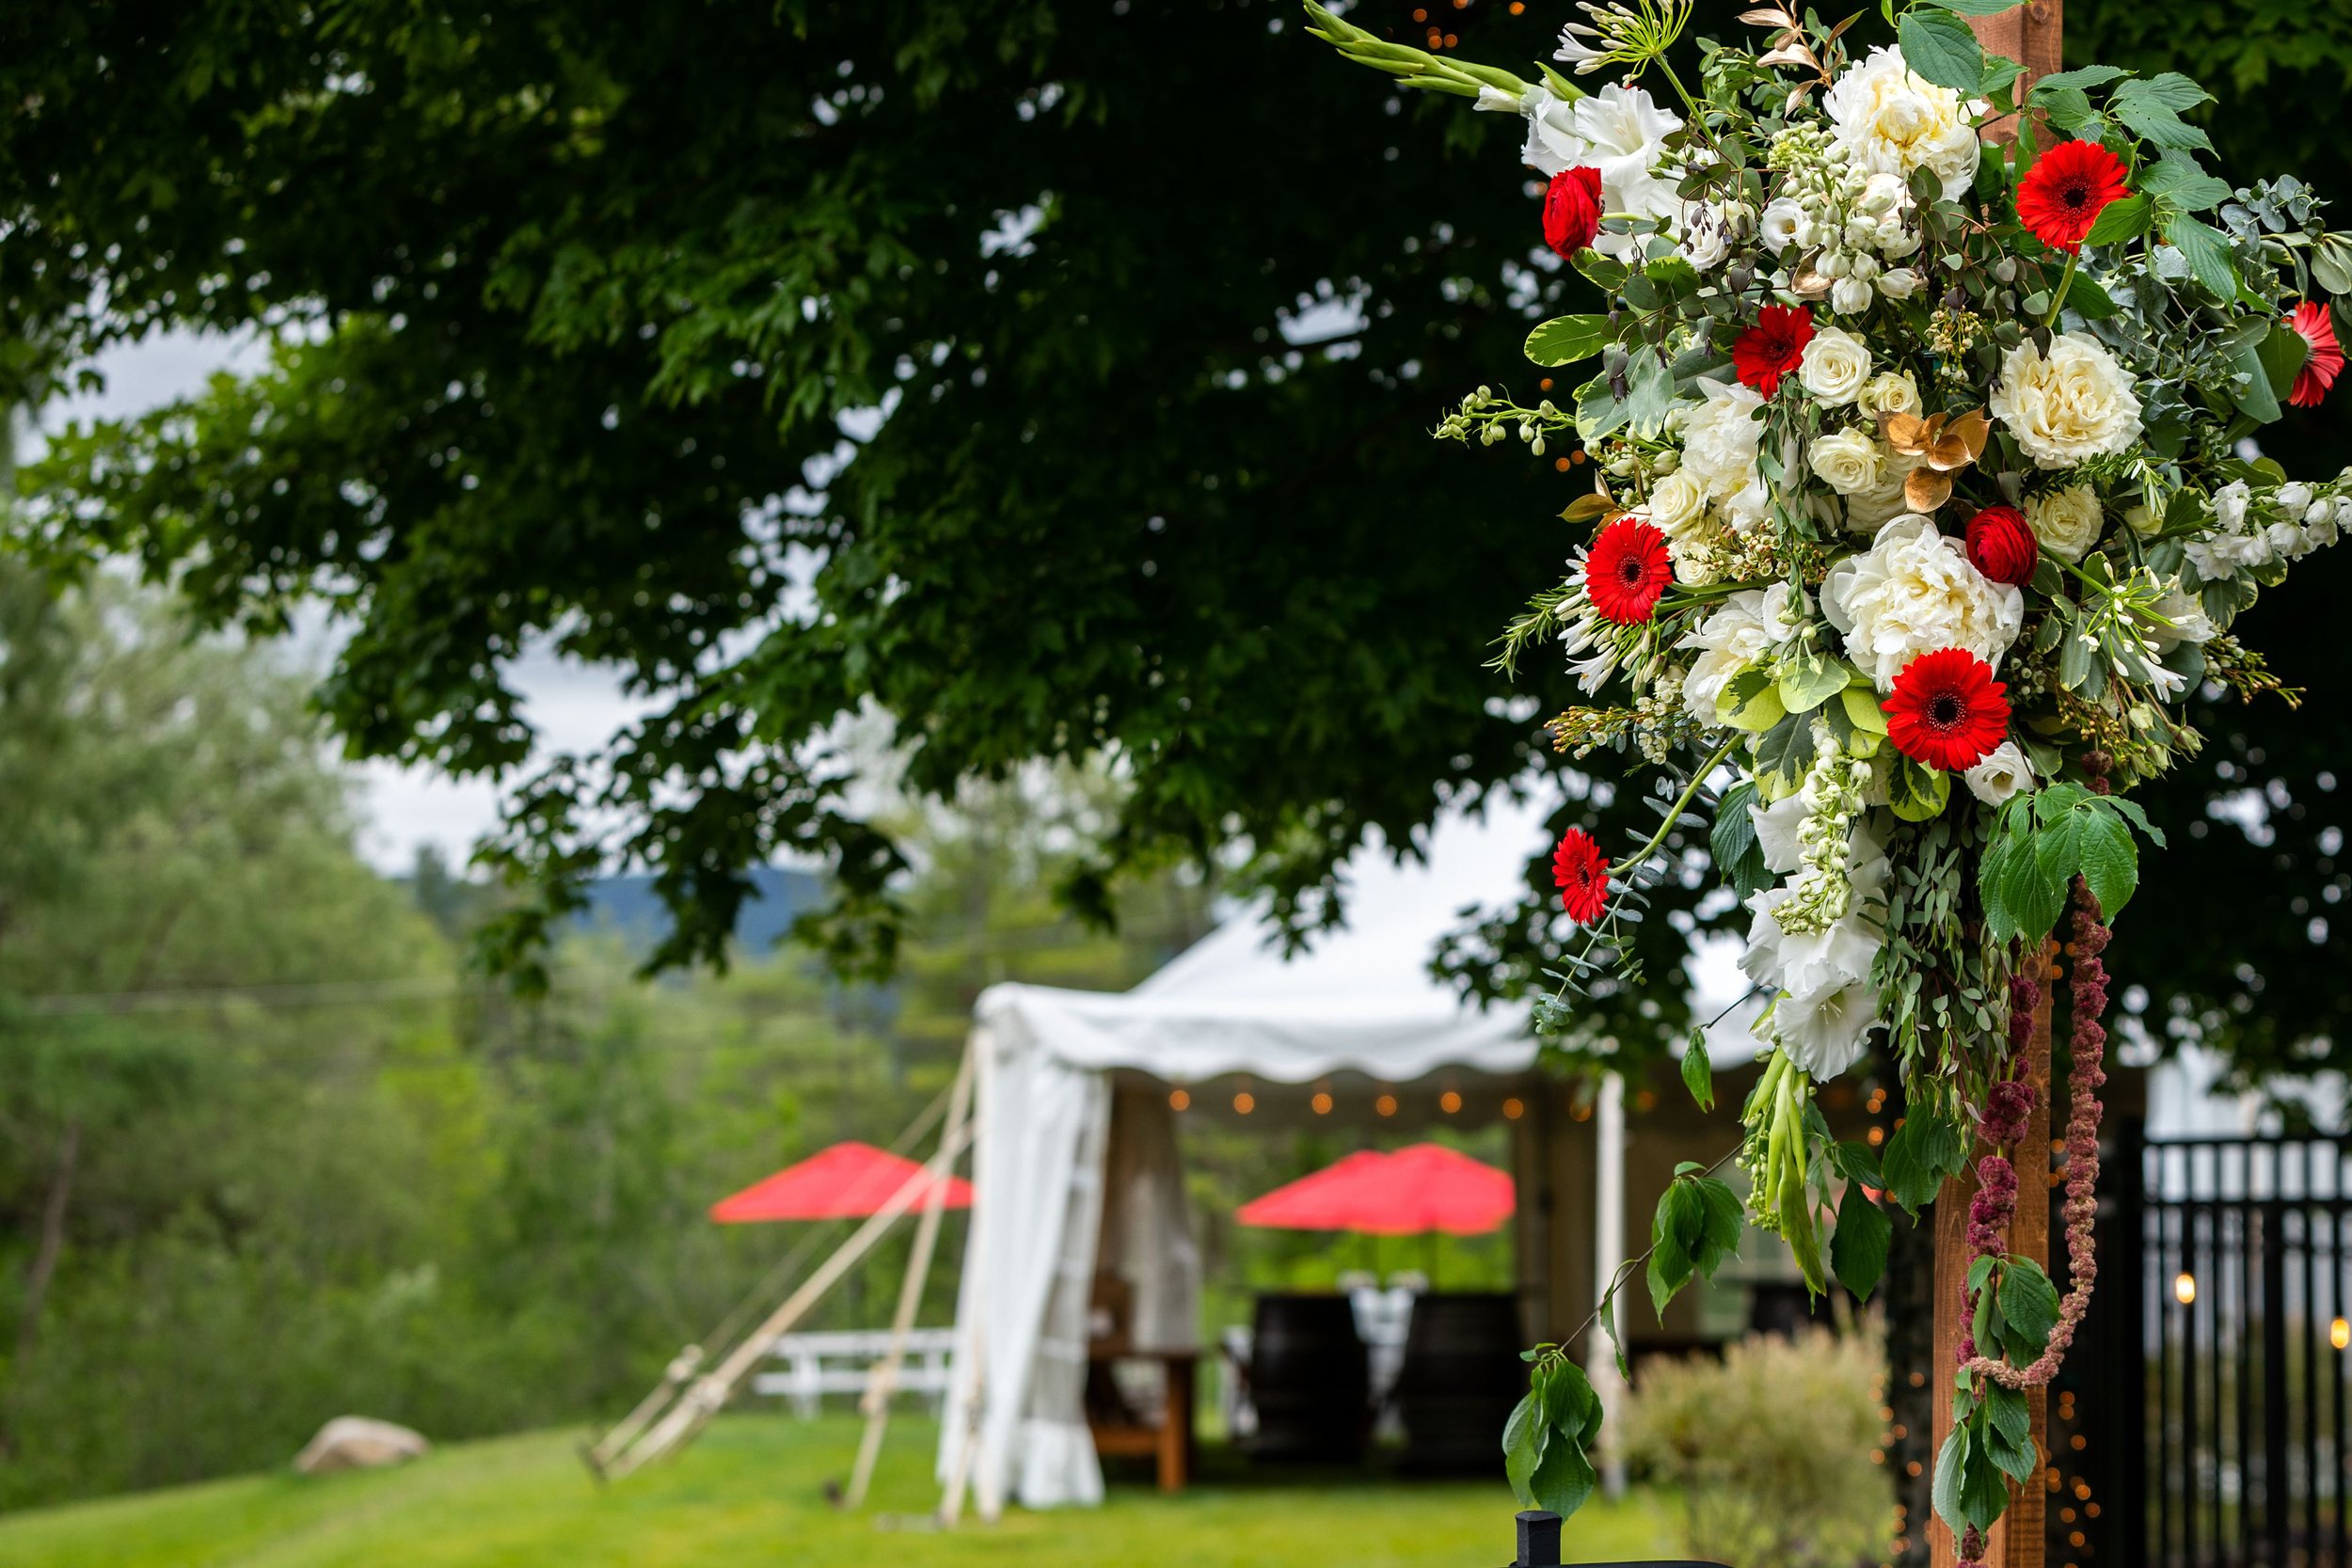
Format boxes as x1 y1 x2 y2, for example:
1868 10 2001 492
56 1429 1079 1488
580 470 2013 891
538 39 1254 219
709 1140 974 1224
1235 1143 1514 1236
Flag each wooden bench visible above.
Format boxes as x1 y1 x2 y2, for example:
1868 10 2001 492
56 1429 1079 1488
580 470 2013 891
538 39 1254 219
749 1326 955 1418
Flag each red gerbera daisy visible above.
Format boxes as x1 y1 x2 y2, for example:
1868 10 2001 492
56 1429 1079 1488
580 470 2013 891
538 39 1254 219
1552 828 1611 926
1731 305 1815 397
2288 300 2344 408
1882 649 2012 773
2015 139 2131 253
1584 516 1674 625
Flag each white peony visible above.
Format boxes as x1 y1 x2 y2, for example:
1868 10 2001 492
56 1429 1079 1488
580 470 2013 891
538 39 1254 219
1857 371 1921 420
1822 514 2026 689
1990 333 2143 468
1824 46 1981 200
1675 585 1804 724
1963 741 2037 806
1799 327 1874 405
1808 428 1886 497
1679 378 1767 499
1519 83 1685 257
2026 484 2106 562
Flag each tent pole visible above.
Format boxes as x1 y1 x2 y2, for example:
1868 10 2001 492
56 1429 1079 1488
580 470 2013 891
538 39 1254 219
1591 1069 1629 1499
843 1045 975 1510
604 1117 975 1480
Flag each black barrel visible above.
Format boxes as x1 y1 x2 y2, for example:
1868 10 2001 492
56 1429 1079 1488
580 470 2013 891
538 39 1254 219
1247 1293 1370 1462
1392 1291 1527 1473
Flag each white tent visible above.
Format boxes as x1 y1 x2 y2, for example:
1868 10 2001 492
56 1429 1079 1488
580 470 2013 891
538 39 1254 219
936 797 1578 1516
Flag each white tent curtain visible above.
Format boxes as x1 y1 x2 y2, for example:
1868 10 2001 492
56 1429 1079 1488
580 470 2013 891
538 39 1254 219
1099 1083 1202 1355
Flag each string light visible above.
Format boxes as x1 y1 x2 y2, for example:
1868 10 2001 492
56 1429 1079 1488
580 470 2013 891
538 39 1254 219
1311 1091 1334 1116
1439 1089 1463 1114
1233 1091 1256 1115
1375 1093 1399 1117
2333 1317 2350 1350
1168 1088 1191 1112
1502 1097 1525 1120
2175 1272 2199 1305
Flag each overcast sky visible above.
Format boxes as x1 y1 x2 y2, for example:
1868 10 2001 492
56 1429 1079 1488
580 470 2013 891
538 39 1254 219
45 330 647 874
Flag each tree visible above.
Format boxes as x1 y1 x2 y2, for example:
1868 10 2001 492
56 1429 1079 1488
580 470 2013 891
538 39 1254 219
6 0 2352 1078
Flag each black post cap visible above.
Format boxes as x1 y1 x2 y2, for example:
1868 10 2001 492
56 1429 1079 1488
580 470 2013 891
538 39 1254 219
1515 1510 1563 1568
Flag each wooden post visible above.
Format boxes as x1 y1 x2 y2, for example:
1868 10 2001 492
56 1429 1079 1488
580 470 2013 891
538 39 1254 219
1967 1 2064 146
1929 942 2058 1568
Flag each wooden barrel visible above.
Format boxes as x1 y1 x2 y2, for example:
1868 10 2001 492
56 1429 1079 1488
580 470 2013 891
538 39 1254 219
1247 1293 1370 1462
1392 1291 1526 1473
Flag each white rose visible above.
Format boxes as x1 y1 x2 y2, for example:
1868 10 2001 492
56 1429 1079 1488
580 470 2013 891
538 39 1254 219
1830 277 1874 315
2027 484 2106 562
1760 198 1805 256
1842 451 1923 533
1808 429 1886 496
1989 333 2144 468
1877 266 1925 299
1645 468 1708 535
1963 741 2036 806
1679 378 1767 499
1857 371 1921 420
1675 588 1778 724
1821 514 2026 689
1798 327 1873 405
2124 504 2160 537
1824 45 1981 200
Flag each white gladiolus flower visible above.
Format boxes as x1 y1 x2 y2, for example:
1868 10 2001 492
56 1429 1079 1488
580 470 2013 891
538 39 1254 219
1877 266 1925 298
2185 480 2276 579
1963 741 2036 806
1798 327 1873 404
1676 589 1778 724
1769 980 1883 1079
1520 84 1685 258
1808 429 1885 496
1821 515 2025 689
1990 332 2144 468
1759 198 1805 255
1742 817 1891 1080
1678 378 1766 499
1823 45 1981 200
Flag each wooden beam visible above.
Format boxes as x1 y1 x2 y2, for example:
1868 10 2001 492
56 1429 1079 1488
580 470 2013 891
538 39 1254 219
1967 1 2064 145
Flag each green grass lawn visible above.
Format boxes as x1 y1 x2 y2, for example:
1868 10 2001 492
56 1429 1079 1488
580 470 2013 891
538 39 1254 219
0 1416 1674 1568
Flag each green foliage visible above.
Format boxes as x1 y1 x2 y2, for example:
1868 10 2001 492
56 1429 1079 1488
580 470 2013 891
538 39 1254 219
1644 1170 1743 1322
1615 1329 1894 1568
1505 1350 1606 1520
1826 1143 1892 1303
1878 1107 1969 1217
1978 783 2163 942
1679 1031 1714 1114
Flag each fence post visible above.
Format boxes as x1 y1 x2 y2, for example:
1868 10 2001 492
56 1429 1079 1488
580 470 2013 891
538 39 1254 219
1513 1510 1563 1568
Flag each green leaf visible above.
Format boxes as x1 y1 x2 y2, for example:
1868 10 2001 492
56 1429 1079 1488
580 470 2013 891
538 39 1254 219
2082 192 2152 246
1896 8 1985 93
1529 1430 1597 1519
1646 1182 1701 1321
1526 313 1613 368
1828 1140 1884 1188
1960 1409 2014 1529
1776 652 1851 715
1753 711 1817 791
2168 213 2239 302
1983 1386 2037 1484
2030 65 2131 98
1537 1354 1601 1445
2061 272 2118 321
2075 806 2138 918
1680 1030 1713 1113
2258 319 2312 403
1832 1178 1893 1302
1710 779 1772 901
2117 71 2213 115
1596 1293 1630 1383
1998 1258 2063 1364
1932 1423 1971 1532
1838 685 1889 736
2225 326 2283 424
1574 253 1629 293
2114 93 2214 153
1887 755 1950 823
1503 1388 1548 1503
2137 154 2233 214
1623 349 1676 436
1693 1177 1746 1272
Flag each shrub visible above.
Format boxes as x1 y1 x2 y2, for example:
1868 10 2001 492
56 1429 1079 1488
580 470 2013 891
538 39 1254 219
1614 1328 1893 1568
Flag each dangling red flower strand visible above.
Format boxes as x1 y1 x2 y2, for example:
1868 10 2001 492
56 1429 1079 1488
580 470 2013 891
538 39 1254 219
1883 648 2012 772
2015 138 2131 252
1583 516 1673 625
1551 829 1611 926
2288 301 2344 408
1730 304 1815 397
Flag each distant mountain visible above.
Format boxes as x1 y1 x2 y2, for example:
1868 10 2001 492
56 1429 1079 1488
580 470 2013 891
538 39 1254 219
573 864 825 956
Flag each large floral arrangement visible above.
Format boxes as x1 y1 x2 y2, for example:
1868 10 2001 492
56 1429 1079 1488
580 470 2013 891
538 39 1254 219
1308 0 2351 1557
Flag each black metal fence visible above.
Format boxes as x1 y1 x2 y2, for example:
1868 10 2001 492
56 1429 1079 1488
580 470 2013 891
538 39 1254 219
2070 1131 2352 1568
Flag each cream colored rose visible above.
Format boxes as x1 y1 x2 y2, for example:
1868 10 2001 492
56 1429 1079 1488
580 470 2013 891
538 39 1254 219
1841 452 1922 533
1645 468 1708 536
2027 484 2106 562
1798 327 1873 405
1990 333 2143 468
1821 515 2025 689
1808 429 1885 497
1824 45 1980 200
1856 371 1921 420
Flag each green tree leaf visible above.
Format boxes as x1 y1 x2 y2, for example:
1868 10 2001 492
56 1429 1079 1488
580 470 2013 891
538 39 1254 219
1680 1029 1714 1113
1526 313 1613 367
1832 1178 1893 1302
2083 192 2153 245
1897 8 1986 93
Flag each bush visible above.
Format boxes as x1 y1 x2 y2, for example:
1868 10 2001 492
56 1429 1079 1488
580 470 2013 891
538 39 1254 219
1614 1328 1893 1568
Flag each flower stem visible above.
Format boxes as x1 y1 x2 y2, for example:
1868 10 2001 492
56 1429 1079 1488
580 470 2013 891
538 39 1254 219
2042 253 2078 327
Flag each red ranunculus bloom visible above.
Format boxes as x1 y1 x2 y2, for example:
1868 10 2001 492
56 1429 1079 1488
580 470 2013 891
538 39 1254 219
1964 504 2039 587
1883 649 2013 772
2015 138 2131 253
1543 166 1604 260
1731 305 1816 397
2289 300 2344 408
1584 516 1674 625
1552 828 1611 926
